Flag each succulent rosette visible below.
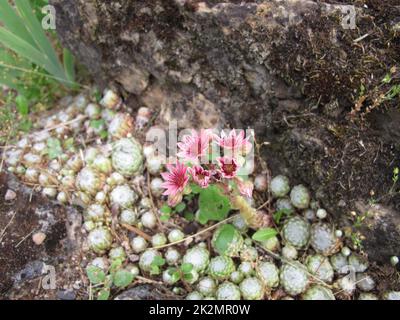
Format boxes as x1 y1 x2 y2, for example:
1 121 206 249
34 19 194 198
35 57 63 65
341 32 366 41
112 138 144 176
76 167 104 196
108 113 134 139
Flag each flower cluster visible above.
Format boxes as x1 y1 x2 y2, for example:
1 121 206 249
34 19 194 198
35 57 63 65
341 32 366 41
161 129 253 206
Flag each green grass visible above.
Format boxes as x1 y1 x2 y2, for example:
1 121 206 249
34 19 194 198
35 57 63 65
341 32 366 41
0 0 76 88
0 0 83 143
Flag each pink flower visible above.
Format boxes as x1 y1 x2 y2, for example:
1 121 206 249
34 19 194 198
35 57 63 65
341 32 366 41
215 129 252 155
188 166 211 188
217 156 239 179
236 178 254 198
161 162 189 197
177 129 213 162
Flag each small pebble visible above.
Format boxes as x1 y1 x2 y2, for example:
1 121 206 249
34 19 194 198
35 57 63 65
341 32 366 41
32 232 46 245
390 256 399 267
335 230 343 238
5 189 17 201
316 208 327 219
341 247 351 257
254 174 268 192
57 289 76 300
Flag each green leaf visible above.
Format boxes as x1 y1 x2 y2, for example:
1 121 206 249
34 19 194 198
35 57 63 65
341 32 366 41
197 186 231 224
0 1 36 47
0 27 63 81
86 265 106 285
150 265 160 275
109 258 123 273
382 73 392 84
181 263 193 274
213 224 235 255
160 213 170 222
174 202 186 213
63 137 75 151
18 117 32 132
97 288 110 301
184 212 194 222
99 130 108 139
171 271 181 282
90 119 105 129
160 205 172 214
92 88 102 103
167 268 181 282
0 48 26 88
190 184 202 194
150 256 165 275
113 269 134 288
15 95 29 115
252 228 278 242
14 0 64 76
46 137 62 159
183 273 193 281
152 256 166 267
63 49 75 83
386 85 400 100
273 208 292 224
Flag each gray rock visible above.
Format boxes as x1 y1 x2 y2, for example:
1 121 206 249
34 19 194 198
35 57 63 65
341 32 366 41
13 261 46 284
4 189 17 201
57 289 76 300
114 285 176 300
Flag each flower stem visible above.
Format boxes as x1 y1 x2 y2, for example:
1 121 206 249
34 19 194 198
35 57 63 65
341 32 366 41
230 195 264 229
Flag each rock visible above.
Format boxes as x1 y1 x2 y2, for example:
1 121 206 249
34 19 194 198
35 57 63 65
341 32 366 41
354 202 400 264
50 0 400 265
57 289 76 300
13 261 46 284
114 285 175 300
32 232 46 245
4 189 17 201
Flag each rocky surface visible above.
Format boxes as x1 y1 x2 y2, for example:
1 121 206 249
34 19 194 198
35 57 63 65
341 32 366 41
1 89 398 300
49 0 400 264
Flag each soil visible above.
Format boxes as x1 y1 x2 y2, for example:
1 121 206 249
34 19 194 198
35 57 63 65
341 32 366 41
0 173 86 300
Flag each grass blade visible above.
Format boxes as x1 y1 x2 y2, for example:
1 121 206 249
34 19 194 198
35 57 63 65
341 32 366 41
63 49 75 84
14 0 65 78
0 73 19 90
0 48 23 77
0 27 64 81
0 0 36 48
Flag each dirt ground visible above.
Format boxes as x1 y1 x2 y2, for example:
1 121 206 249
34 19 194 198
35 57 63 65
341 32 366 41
0 173 86 300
